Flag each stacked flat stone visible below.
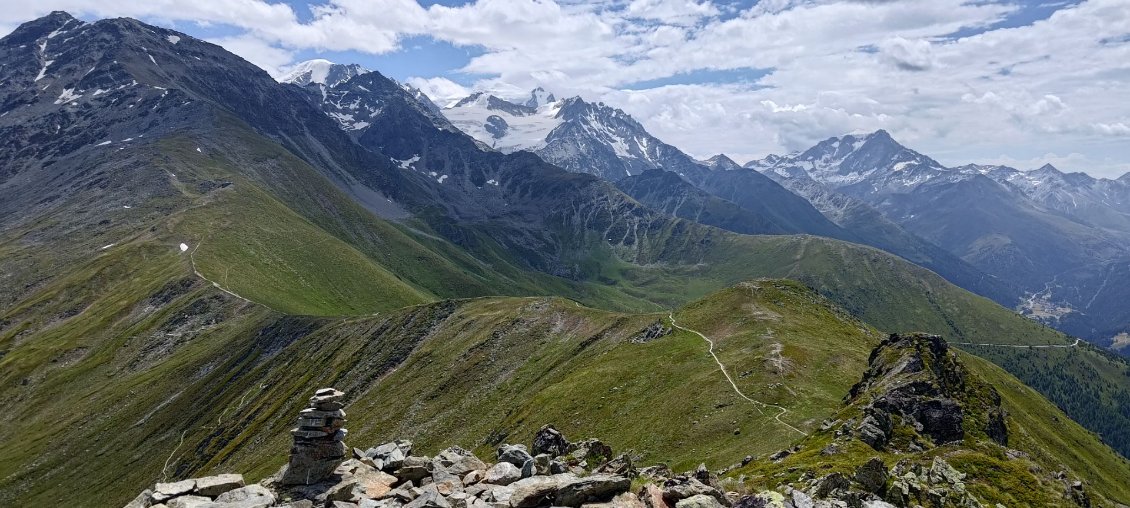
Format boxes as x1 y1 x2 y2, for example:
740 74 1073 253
280 387 348 485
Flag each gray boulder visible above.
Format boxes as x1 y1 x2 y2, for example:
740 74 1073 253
814 473 850 498
661 478 726 506
215 484 276 505
567 439 613 466
532 425 570 457
508 474 574 508
555 474 631 506
498 444 534 468
674 495 724 508
153 479 196 503
396 456 435 484
166 496 212 508
367 440 413 472
403 484 451 508
435 447 487 476
484 462 523 486
193 474 246 497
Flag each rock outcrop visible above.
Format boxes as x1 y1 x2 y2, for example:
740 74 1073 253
281 388 349 485
845 334 1008 451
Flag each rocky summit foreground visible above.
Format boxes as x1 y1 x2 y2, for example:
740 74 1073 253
121 335 1118 508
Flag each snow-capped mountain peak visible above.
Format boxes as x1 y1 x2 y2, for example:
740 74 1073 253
443 92 565 152
524 87 556 108
440 92 700 181
702 154 743 171
278 59 369 88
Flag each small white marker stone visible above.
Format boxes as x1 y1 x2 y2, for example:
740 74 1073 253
179 243 189 252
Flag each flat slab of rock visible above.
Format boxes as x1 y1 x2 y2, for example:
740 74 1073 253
215 484 276 505
154 479 197 502
508 474 582 508
194 474 246 497
166 495 213 508
556 475 631 507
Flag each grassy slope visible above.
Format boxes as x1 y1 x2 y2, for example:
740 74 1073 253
6 271 1128 507
732 344 1130 507
3 118 1129 504
0 278 885 506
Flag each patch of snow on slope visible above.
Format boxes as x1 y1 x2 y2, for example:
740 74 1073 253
55 88 81 104
443 97 564 153
34 60 53 81
395 155 421 169
167 35 180 44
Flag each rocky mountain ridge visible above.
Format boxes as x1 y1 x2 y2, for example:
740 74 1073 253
121 334 1119 508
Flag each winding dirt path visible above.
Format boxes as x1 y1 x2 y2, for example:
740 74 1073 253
669 312 807 437
187 240 262 307
953 338 1083 349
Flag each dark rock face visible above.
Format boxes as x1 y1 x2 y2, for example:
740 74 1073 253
847 333 1008 450
484 114 508 139
532 424 570 457
853 457 888 493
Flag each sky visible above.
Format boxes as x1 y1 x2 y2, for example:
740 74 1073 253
3 0 1130 177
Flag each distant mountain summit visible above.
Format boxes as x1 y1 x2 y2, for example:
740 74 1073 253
754 129 1130 345
754 130 946 197
701 154 744 171
524 86 555 108
279 59 369 89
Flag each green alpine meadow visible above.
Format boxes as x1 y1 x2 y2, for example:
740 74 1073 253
2 6 1129 508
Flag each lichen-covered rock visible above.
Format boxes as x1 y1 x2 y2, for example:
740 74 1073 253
673 494 724 508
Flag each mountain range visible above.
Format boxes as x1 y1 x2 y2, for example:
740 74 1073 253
438 85 1130 349
752 130 1130 347
2 13 1130 507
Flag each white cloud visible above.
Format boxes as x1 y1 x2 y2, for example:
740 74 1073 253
624 0 718 25
208 35 294 77
878 37 935 71
5 0 1130 176
405 76 469 106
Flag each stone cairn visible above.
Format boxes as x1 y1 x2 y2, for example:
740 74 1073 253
280 387 348 485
